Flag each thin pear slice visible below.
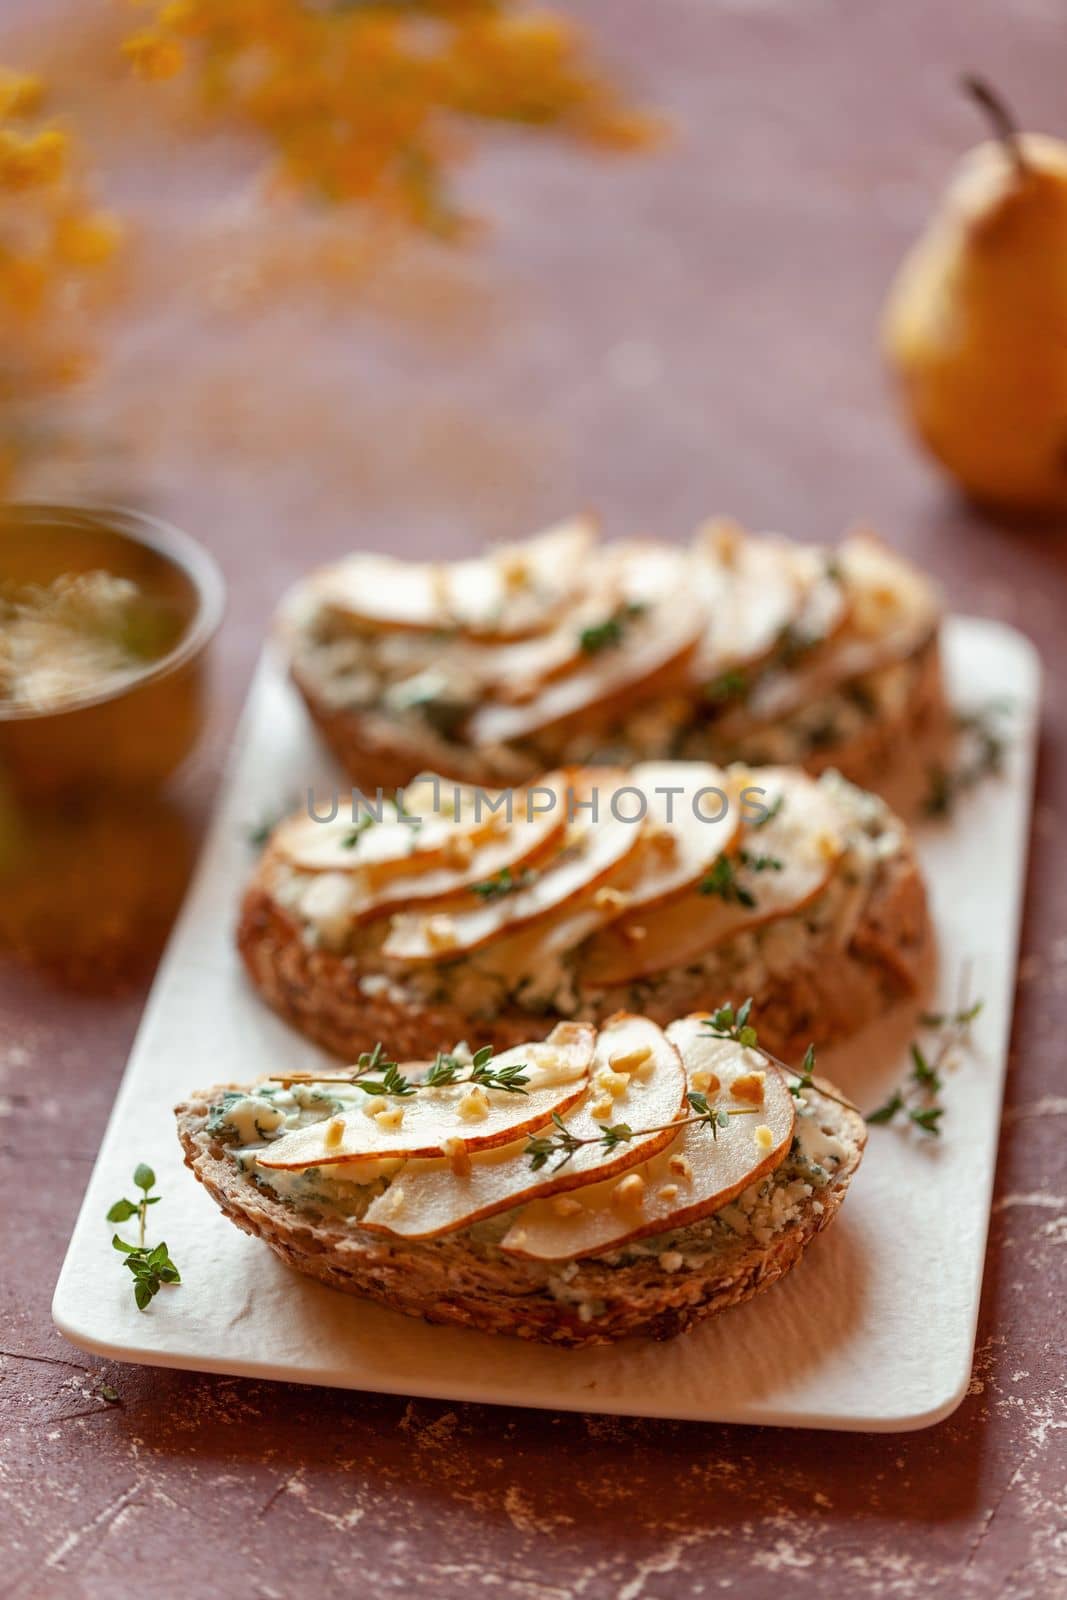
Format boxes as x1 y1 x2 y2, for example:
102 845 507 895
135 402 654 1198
481 582 631 704
257 1023 595 1171
359 1015 687 1239
501 1019 795 1261
624 762 743 912
466 830 657 988
463 766 740 977
690 522 809 680
273 775 569 902
381 793 645 964
717 532 935 735
467 550 705 747
579 770 847 987
310 517 597 640
275 800 499 877
837 530 939 656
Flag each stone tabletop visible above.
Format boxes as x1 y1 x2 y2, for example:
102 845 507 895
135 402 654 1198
1 2 1064 1595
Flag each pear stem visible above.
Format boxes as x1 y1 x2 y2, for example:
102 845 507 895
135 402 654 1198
962 74 1028 179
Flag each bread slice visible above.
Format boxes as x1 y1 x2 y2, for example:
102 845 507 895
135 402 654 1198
237 764 930 1064
175 1022 866 1347
282 520 945 801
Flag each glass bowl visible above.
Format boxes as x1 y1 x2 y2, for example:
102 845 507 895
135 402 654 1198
0 503 225 799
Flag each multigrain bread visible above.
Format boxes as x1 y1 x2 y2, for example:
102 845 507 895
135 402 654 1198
175 1014 867 1347
282 516 946 800
237 762 931 1064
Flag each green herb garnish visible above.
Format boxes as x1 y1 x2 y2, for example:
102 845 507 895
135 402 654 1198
751 793 784 830
341 813 377 850
357 1059 415 1098
698 855 756 907
701 1001 854 1112
578 601 646 655
923 701 1011 818
106 1165 181 1312
866 978 982 1136
704 667 748 705
425 1043 529 1094
739 849 783 873
523 1100 757 1173
470 865 536 901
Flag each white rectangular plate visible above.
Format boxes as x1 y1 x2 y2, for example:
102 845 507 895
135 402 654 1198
53 617 1039 1430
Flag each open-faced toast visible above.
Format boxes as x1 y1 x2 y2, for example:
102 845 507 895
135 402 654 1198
175 1012 866 1347
238 761 931 1063
281 516 945 798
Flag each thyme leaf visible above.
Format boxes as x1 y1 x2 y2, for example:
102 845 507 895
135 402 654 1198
751 792 784 830
357 1060 415 1098
698 855 756 907
470 865 536 901
578 601 646 655
739 849 784 873
703 667 748 705
341 813 377 850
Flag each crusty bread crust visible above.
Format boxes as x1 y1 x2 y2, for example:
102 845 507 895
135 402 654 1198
236 837 930 1066
176 1081 865 1347
289 636 946 802
802 636 947 791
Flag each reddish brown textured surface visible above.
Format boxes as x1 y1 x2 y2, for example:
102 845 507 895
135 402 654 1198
1 2 1066 1596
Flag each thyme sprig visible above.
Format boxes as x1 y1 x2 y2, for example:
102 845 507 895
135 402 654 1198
273 1040 398 1091
924 700 1011 818
358 1059 415 1098
524 1100 759 1173
106 1164 181 1312
700 1000 856 1112
867 979 983 1136
424 1043 530 1095
275 1041 529 1099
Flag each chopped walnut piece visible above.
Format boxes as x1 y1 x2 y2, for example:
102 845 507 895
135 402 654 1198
730 1071 766 1106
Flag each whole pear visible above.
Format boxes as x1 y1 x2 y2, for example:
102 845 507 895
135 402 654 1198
883 78 1067 512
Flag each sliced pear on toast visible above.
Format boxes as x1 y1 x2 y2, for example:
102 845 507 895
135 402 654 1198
468 765 740 968
310 517 597 640
690 522 809 679
467 552 706 748
501 1017 795 1261
579 770 847 987
359 1015 686 1239
275 799 501 877
717 532 936 735
381 794 645 964
623 762 742 911
273 775 569 905
838 530 939 653
257 1023 595 1171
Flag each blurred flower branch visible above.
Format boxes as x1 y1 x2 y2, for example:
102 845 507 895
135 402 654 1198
0 65 121 492
123 0 661 234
